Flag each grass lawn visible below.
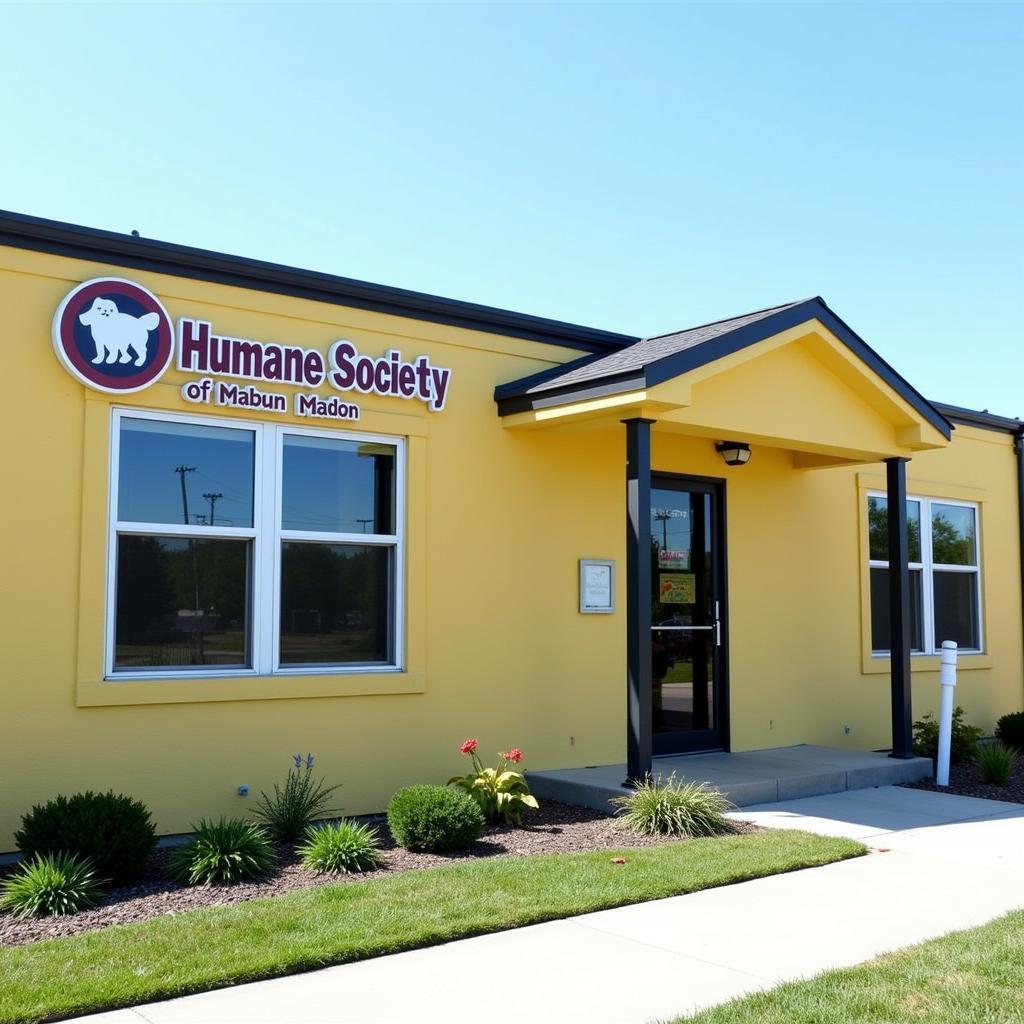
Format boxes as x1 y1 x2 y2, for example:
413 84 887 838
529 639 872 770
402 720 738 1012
0 829 862 1024
679 909 1024 1024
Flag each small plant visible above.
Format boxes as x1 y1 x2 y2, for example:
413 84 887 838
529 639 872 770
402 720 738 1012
912 705 983 765
170 818 278 886
252 753 343 841
15 791 157 884
611 774 736 838
298 820 382 874
387 785 485 852
976 742 1017 786
995 711 1024 753
448 739 540 825
0 852 105 918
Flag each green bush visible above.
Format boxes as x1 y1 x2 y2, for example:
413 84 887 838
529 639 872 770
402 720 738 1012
976 742 1017 786
912 705 983 765
170 818 278 886
252 753 342 841
15 791 157 884
298 820 382 873
611 774 736 837
387 785 485 853
0 852 104 918
995 711 1024 753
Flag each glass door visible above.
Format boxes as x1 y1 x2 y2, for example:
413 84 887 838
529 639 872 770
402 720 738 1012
650 476 726 753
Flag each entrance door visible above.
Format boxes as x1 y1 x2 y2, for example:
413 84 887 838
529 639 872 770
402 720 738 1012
650 476 727 754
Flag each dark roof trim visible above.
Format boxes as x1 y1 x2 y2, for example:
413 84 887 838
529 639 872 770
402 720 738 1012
0 209 638 355
931 402 1022 435
497 296 953 441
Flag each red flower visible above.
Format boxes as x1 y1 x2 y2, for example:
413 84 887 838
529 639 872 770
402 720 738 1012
459 738 478 755
503 748 523 763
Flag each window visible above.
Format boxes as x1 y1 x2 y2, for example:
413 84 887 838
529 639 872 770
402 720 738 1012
108 410 403 677
867 493 981 654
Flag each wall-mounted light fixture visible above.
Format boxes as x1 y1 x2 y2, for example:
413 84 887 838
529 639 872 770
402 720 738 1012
715 441 752 466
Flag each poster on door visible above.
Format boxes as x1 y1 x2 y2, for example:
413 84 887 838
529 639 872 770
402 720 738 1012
659 572 696 604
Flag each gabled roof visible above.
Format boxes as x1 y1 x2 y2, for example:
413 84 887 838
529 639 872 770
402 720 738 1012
495 296 953 440
0 209 637 355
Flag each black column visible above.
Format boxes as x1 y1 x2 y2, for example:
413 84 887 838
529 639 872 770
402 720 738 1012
624 418 655 785
886 456 914 759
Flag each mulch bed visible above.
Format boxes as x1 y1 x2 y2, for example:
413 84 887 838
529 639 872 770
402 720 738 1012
901 758 1024 804
0 801 755 948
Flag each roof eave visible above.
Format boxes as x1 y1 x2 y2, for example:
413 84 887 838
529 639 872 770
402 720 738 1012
0 209 636 355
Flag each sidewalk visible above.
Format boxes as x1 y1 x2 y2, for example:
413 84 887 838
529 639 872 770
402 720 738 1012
82 786 1024 1024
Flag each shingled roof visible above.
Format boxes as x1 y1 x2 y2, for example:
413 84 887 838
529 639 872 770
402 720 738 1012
494 296 952 440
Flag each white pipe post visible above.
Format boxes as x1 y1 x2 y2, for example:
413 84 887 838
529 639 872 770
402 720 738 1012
936 640 959 786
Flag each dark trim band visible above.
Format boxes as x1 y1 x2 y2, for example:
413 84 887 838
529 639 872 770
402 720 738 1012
0 209 637 355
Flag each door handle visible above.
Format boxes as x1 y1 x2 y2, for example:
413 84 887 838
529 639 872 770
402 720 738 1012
650 625 713 632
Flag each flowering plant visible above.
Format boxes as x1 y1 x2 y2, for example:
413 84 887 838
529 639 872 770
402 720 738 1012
448 740 539 825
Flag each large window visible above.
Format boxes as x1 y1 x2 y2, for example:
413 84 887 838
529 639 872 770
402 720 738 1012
867 493 982 654
108 410 403 677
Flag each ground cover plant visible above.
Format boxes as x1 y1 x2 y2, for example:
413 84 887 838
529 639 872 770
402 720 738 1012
298 820 382 874
14 791 156 884
677 909 1024 1023
448 739 539 825
387 784 485 852
0 854 103 919
611 774 736 837
251 753 342 841
975 741 1017 786
170 818 278 886
0 829 864 1024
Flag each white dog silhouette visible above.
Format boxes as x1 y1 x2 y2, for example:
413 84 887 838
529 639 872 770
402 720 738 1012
79 298 160 367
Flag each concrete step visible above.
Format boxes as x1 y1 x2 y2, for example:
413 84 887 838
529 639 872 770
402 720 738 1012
527 745 933 814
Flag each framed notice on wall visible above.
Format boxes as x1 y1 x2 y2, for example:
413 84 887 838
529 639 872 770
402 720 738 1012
579 559 615 614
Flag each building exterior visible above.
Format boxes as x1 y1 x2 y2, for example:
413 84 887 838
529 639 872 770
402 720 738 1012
1 210 1022 849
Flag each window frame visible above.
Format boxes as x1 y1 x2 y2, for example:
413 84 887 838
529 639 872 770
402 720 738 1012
867 490 983 656
106 407 405 679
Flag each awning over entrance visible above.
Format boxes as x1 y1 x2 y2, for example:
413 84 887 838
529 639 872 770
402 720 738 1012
495 296 951 464
495 297 950 783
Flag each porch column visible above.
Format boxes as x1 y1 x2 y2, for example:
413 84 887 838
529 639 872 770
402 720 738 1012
624 417 655 785
885 456 914 759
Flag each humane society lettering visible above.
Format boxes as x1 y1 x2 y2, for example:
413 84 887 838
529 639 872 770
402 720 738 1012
53 278 452 418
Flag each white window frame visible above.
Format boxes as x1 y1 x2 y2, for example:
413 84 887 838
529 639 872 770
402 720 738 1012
868 491 983 655
106 407 405 679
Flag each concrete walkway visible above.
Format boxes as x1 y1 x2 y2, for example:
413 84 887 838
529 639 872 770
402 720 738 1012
82 787 1024 1024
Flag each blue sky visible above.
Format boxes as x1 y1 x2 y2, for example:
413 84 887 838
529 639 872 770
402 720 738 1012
3 2 1021 415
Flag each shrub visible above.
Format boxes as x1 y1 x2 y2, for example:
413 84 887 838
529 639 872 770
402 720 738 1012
252 753 343 842
976 742 1017 786
611 774 736 837
170 818 278 886
387 785 484 852
0 852 104 918
448 739 540 825
995 711 1024 753
912 705 983 765
298 820 382 873
14 791 157 884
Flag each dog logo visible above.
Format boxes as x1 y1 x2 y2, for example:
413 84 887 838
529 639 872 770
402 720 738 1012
53 278 174 393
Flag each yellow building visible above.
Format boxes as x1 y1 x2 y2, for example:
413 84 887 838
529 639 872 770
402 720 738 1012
2 210 1021 848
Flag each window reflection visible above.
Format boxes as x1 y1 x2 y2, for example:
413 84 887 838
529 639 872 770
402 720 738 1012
282 436 395 534
118 419 255 527
114 536 250 669
931 505 976 565
868 496 922 562
279 543 391 665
